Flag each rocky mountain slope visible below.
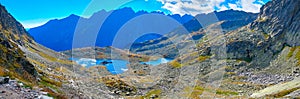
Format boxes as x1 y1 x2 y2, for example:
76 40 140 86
0 4 178 98
162 0 300 98
70 0 299 98
1 0 300 98
0 4 93 98
123 0 300 98
0 4 37 85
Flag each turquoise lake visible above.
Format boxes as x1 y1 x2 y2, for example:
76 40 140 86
70 58 173 74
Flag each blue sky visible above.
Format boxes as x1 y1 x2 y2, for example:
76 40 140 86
0 0 270 28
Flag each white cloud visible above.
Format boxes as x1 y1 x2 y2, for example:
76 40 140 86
157 0 264 16
159 0 225 16
226 0 262 13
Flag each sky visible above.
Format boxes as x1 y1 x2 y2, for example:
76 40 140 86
0 0 270 28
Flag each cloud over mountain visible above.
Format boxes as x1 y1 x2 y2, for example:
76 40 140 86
156 0 269 15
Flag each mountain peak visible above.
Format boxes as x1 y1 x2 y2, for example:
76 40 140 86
0 3 32 41
68 14 79 18
0 3 37 84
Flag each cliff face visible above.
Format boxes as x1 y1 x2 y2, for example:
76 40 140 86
251 0 300 46
0 5 37 82
217 0 300 67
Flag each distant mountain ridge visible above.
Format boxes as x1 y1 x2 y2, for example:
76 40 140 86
184 9 258 32
29 8 258 52
28 8 193 51
130 10 258 56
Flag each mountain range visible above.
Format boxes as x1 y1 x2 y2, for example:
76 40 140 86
28 8 257 51
28 8 193 51
0 0 300 98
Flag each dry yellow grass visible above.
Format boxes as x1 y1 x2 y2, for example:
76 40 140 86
169 60 182 68
27 58 47 69
28 47 74 65
142 89 162 98
0 66 5 76
198 56 210 62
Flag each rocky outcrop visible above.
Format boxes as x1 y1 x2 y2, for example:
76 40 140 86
250 0 300 46
195 0 300 98
193 0 300 68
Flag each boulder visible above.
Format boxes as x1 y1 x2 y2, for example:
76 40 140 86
0 76 9 84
